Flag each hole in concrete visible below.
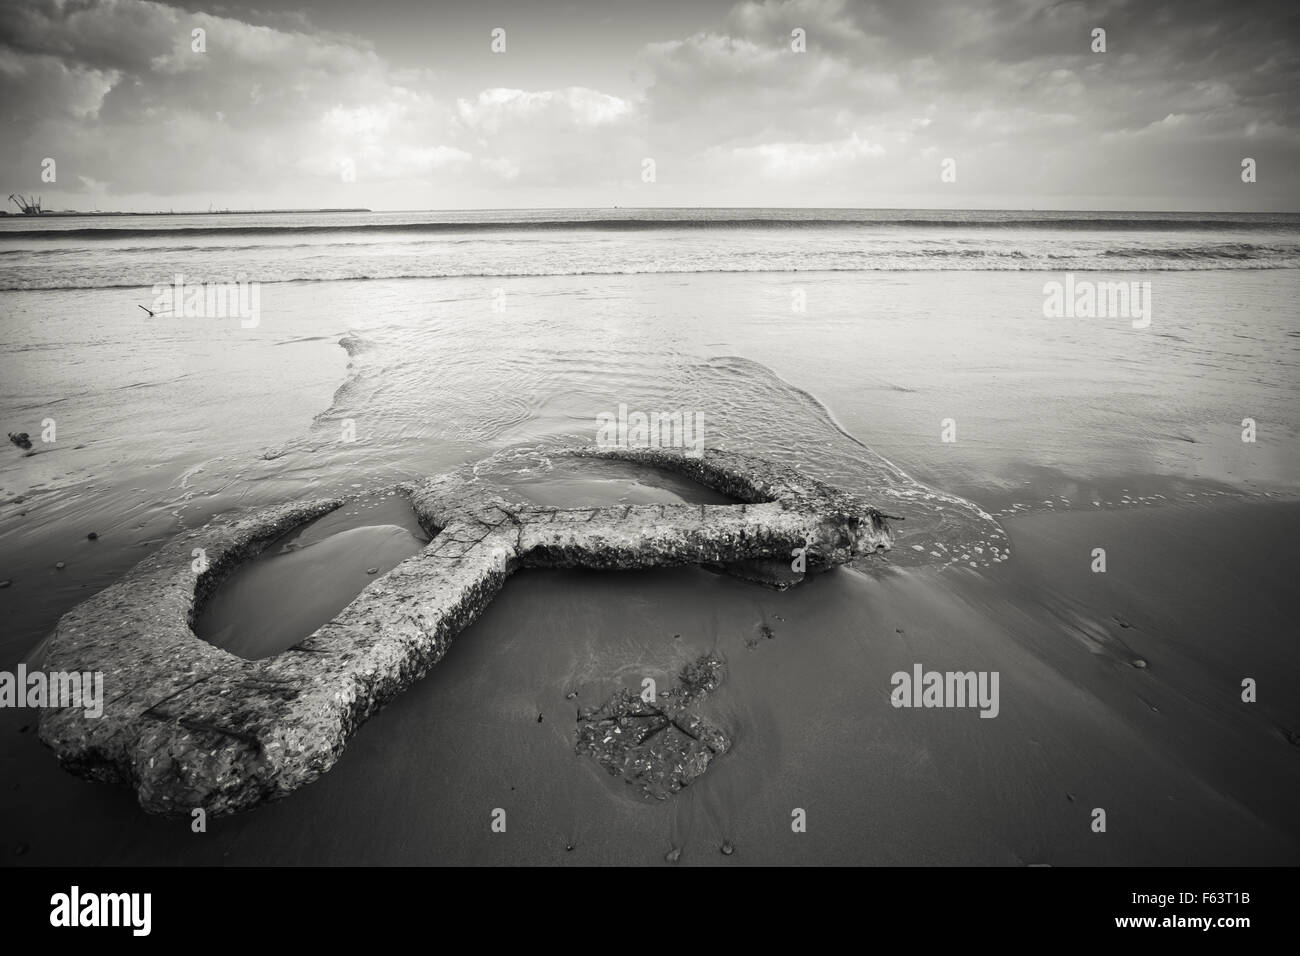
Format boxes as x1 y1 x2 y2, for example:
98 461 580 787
509 458 739 508
194 493 429 660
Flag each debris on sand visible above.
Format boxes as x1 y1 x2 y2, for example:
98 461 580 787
575 653 729 800
8 432 32 450
745 622 776 649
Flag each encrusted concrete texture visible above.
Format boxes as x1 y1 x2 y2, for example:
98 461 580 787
576 654 729 800
38 447 893 816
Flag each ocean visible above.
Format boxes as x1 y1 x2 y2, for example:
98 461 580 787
4 208 1300 290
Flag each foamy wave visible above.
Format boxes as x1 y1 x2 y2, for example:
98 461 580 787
3 255 1296 291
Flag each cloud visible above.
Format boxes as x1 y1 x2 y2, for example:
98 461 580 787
718 132 885 179
633 0 1299 205
0 1 652 206
457 87 634 133
0 0 460 202
453 87 641 189
0 0 1295 209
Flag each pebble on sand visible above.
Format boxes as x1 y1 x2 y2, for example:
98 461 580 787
1132 659 1147 669
665 847 682 863
366 567 379 574
55 562 65 570
87 532 98 540
720 840 735 856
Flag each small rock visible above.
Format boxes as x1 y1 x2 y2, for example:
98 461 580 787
564 691 577 700
14 843 29 857
537 713 543 723
0 580 11 589
366 567 379 575
565 843 574 852
8 432 32 450
12 497 23 504
17 724 30 734
87 532 98 540
1132 659 1147 669
665 847 682 863
55 562 65 570
720 840 734 856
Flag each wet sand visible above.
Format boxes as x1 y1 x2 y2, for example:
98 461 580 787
2 495 1296 866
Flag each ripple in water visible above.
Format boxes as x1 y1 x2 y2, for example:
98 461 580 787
277 317 1007 569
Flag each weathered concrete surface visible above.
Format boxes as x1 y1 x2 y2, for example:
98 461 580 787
576 654 728 800
38 447 893 817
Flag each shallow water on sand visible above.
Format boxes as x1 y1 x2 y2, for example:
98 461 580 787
195 494 428 660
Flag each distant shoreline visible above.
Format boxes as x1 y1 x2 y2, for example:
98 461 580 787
0 208 372 218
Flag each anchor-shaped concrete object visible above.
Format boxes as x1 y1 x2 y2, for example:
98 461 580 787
38 447 894 816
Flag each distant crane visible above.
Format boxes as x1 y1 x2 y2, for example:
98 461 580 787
7 193 42 215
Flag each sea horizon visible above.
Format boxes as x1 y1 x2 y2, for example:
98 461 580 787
7 203 1300 216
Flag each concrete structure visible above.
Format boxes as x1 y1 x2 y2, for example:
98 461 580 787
39 447 894 816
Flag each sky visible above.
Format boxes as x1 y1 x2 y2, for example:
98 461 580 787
1 0 1297 212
